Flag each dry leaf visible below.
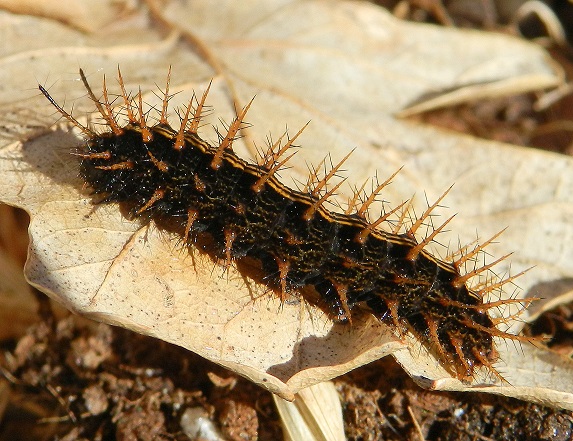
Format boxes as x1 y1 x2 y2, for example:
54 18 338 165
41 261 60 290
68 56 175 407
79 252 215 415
1 0 572 407
0 0 139 33
273 381 346 441
0 249 37 340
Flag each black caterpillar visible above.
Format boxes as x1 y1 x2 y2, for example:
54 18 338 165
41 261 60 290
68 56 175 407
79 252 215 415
39 68 532 382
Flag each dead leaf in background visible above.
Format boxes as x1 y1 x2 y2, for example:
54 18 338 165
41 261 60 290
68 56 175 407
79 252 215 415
0 0 137 32
1 0 572 407
0 249 36 340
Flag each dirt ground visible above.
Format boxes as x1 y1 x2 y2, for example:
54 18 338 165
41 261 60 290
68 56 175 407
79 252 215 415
2 1 573 440
1 299 572 441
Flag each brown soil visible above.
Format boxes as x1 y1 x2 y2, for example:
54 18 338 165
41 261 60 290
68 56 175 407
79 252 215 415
1 306 572 441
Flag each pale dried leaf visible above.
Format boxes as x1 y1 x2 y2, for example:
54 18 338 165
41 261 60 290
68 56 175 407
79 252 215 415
0 0 572 406
0 0 139 33
273 381 345 441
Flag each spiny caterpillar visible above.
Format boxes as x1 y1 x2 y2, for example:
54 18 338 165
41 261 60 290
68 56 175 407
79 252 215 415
39 68 533 383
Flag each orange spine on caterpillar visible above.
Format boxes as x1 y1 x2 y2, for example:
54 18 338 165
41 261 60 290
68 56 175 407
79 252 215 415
39 67 535 382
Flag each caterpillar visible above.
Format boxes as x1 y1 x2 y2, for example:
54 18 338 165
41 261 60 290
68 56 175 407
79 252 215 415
38 67 532 383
